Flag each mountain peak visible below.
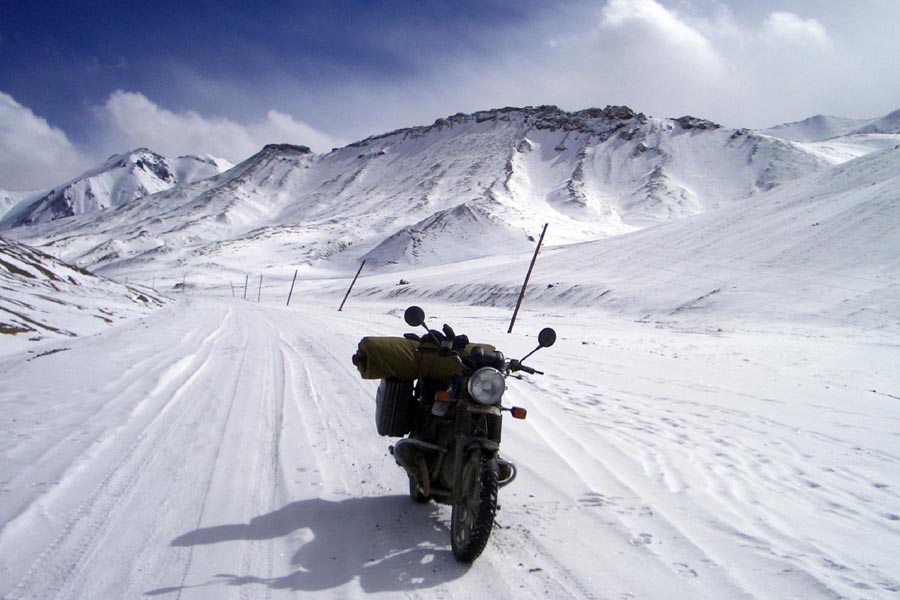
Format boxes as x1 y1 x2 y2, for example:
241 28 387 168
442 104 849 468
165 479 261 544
0 149 230 228
761 110 900 142
672 115 721 130
853 107 900 135
260 143 313 155
350 104 647 149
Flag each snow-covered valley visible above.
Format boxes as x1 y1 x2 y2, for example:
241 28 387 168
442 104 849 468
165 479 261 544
1 294 897 599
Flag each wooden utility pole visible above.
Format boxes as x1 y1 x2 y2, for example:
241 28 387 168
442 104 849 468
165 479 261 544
338 260 367 312
286 270 298 306
508 223 548 334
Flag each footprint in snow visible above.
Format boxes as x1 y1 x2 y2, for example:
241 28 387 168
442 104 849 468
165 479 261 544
672 562 698 578
578 492 614 508
630 532 653 546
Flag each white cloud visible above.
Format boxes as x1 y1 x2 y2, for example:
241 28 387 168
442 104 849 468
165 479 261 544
602 0 716 55
0 92 91 191
762 11 831 48
0 90 347 191
96 91 343 162
394 0 871 130
293 0 895 134
599 0 726 74
468 0 734 122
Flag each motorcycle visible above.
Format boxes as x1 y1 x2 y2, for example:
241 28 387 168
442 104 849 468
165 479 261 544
381 306 556 563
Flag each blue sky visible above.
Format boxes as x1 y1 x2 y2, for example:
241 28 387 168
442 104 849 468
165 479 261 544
2 0 899 190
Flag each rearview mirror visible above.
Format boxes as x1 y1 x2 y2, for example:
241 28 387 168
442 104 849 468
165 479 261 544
404 306 426 327
538 328 556 348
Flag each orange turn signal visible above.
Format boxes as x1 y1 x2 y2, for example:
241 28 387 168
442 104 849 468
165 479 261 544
435 390 451 403
510 407 528 420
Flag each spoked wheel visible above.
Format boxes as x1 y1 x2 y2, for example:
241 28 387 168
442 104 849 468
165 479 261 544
450 450 499 563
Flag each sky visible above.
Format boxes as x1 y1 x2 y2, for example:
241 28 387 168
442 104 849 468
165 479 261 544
1 0 899 191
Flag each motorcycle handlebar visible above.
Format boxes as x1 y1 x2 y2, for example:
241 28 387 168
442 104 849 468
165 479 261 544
508 360 544 376
415 339 546 375
520 365 544 375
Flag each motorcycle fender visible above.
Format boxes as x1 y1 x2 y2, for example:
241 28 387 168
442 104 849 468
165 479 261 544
450 439 500 505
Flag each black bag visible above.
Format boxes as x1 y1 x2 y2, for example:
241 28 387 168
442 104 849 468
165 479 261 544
375 378 416 437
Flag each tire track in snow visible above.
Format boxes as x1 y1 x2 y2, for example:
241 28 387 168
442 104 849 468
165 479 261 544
576 381 900 591
0 305 231 534
4 305 238 599
172 308 255 600
509 386 756 599
523 370 899 598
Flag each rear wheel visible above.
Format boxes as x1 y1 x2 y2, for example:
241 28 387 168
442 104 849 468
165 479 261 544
450 450 499 562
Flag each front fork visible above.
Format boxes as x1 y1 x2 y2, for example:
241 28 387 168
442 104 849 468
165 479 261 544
450 398 501 505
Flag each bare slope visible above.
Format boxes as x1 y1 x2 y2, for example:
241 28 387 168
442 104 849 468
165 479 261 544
0 236 165 353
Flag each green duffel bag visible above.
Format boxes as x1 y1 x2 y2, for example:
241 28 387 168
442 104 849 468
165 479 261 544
353 337 419 380
352 336 497 381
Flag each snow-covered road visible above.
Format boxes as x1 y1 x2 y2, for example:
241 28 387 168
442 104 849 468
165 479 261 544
1 297 898 599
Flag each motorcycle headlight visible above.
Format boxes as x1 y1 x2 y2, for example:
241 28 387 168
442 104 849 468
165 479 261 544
467 367 506 405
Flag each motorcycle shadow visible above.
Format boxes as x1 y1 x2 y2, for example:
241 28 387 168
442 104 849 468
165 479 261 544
153 495 469 595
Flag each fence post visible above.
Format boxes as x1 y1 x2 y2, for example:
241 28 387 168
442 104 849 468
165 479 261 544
286 270 298 306
243 274 249 300
338 260 367 312
508 223 548 334
230 281 235 298
258 274 263 302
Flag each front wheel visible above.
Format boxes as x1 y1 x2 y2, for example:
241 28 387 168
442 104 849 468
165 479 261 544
450 450 499 562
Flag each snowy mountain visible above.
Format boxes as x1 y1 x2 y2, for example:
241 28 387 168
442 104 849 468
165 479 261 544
0 105 845 281
851 107 900 135
0 236 165 351
763 108 900 142
342 145 900 333
0 189 38 221
762 108 900 167
0 149 232 227
763 114 870 142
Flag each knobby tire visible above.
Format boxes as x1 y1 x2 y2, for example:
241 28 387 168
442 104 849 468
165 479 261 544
450 450 499 562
